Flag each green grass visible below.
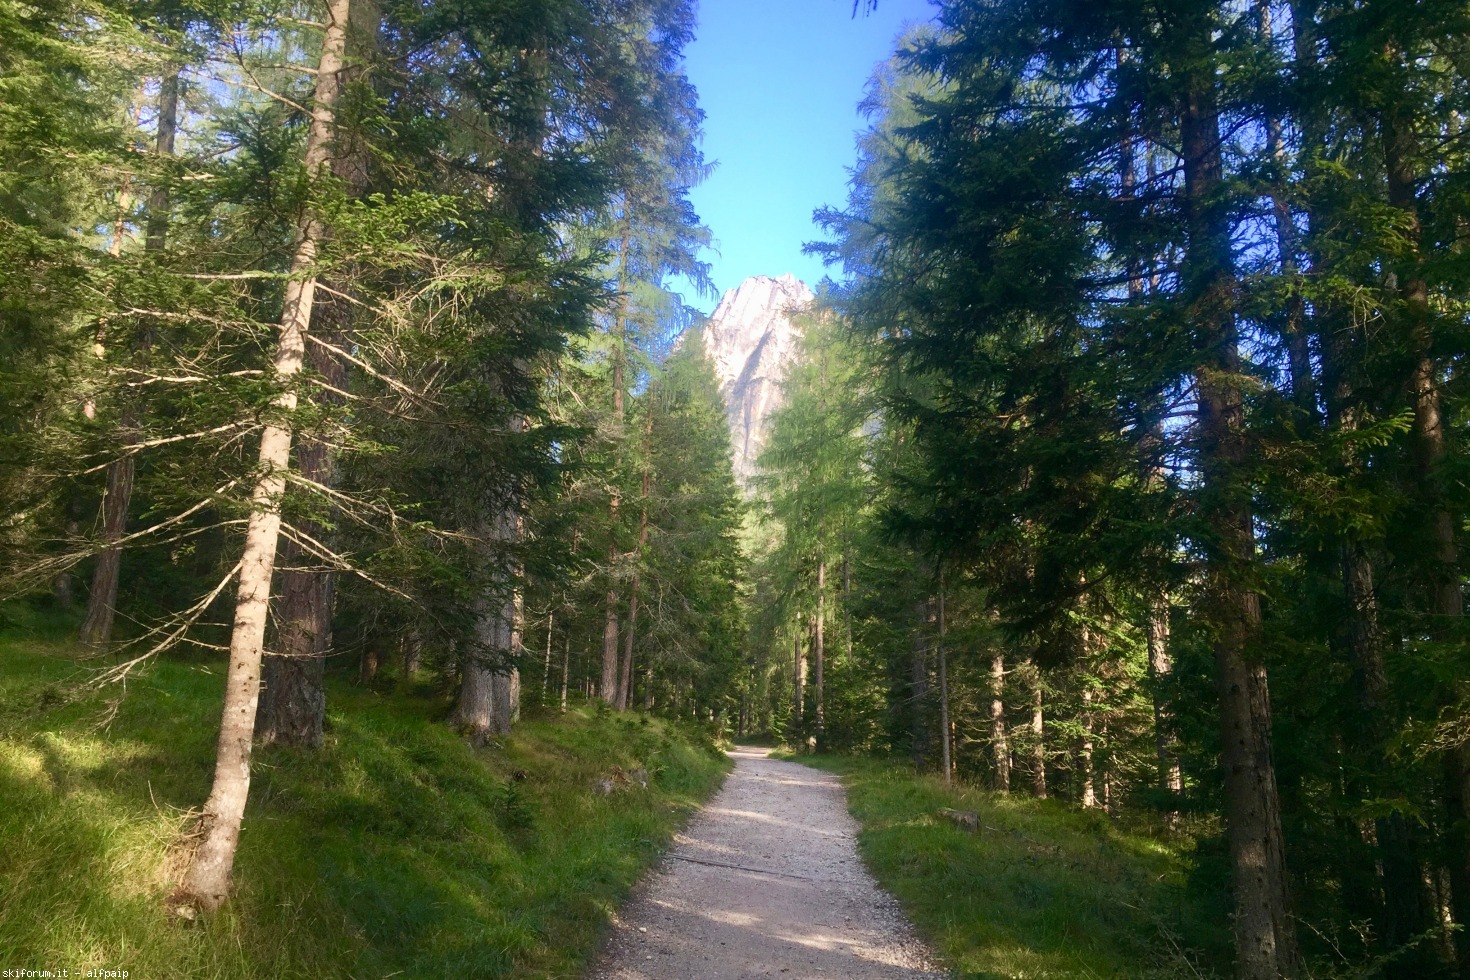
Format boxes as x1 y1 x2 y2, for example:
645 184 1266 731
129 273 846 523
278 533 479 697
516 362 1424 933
0 607 730 978
793 754 1232 979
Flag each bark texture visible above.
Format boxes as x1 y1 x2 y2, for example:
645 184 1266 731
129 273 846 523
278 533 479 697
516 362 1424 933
936 575 950 785
1079 687 1098 809
815 556 826 742
793 629 805 734
560 632 570 711
617 580 639 709
1147 597 1182 802
601 258 630 706
1029 660 1046 799
255 537 331 746
255 339 341 746
78 455 135 647
990 650 1008 792
601 590 620 704
453 592 522 742
403 632 421 677
453 502 524 743
616 405 652 710
541 613 553 696
909 600 930 767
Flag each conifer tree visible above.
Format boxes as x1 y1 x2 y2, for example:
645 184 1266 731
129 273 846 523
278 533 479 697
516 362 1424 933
0 0 141 584
77 1 194 650
755 310 869 748
574 0 710 706
179 0 354 910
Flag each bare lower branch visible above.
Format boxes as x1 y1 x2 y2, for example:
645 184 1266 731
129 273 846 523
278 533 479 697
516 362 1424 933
277 522 417 602
84 560 243 688
78 423 256 474
306 334 438 405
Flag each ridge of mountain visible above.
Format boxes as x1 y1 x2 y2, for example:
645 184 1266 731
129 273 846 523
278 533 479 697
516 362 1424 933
698 273 815 487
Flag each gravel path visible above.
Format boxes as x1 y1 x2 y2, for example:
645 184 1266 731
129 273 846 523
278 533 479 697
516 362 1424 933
592 746 944 980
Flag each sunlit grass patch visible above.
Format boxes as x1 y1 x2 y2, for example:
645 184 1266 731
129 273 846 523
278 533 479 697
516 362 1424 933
798 755 1231 979
0 617 729 978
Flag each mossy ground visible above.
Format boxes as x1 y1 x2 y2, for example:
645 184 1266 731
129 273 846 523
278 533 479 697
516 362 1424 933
788 752 1233 979
0 604 729 978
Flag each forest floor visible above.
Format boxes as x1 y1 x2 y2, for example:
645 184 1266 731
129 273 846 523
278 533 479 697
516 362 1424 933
0 602 729 978
790 753 1235 979
592 746 943 979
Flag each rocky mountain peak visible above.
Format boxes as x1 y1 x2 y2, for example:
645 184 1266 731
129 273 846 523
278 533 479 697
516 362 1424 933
700 274 815 487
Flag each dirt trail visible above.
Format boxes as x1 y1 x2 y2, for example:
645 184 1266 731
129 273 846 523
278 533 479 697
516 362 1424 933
592 746 944 979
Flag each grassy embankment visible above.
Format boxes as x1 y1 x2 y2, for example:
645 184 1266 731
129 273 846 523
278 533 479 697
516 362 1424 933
0 604 729 978
788 752 1232 979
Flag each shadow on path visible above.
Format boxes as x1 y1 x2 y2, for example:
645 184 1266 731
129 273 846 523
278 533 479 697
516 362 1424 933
591 746 943 980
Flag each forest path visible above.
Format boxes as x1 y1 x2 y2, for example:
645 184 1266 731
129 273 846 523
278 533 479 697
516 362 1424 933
591 746 944 979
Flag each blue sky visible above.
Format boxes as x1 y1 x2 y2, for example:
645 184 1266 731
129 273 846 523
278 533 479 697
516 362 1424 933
676 0 936 313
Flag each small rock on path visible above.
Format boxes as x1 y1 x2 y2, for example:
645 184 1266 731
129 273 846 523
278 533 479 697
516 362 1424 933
592 746 944 979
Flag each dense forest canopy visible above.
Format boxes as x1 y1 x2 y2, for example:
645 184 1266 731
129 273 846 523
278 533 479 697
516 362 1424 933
758 1 1470 976
3 0 1470 977
1 0 743 913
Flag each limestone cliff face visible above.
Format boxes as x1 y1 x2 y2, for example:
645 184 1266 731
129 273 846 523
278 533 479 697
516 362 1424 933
700 273 814 487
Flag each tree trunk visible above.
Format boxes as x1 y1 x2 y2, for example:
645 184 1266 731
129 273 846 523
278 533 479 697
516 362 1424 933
52 558 74 607
600 238 632 707
359 643 379 684
843 552 853 662
1326 353 1432 956
1127 81 1183 819
1079 687 1098 809
78 456 134 646
990 649 1008 792
1384 79 1454 619
910 599 930 767
403 632 420 677
542 612 553 698
255 377 337 746
815 556 826 744
1180 17 1298 972
454 504 522 743
498 587 522 728
1079 595 1103 811
79 65 180 649
178 0 349 912
256 0 376 744
1029 660 1046 799
452 631 498 741
560 632 570 711
1284 15 1434 961
618 581 639 710
1207 282 1301 952
794 628 805 736
617 404 652 711
936 571 951 785
256 532 331 745
1148 596 1182 805
601 403 621 708
1382 74 1469 963
453 595 515 742
601 591 619 704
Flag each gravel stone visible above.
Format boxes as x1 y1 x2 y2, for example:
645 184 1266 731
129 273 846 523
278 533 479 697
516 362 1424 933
591 746 946 979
